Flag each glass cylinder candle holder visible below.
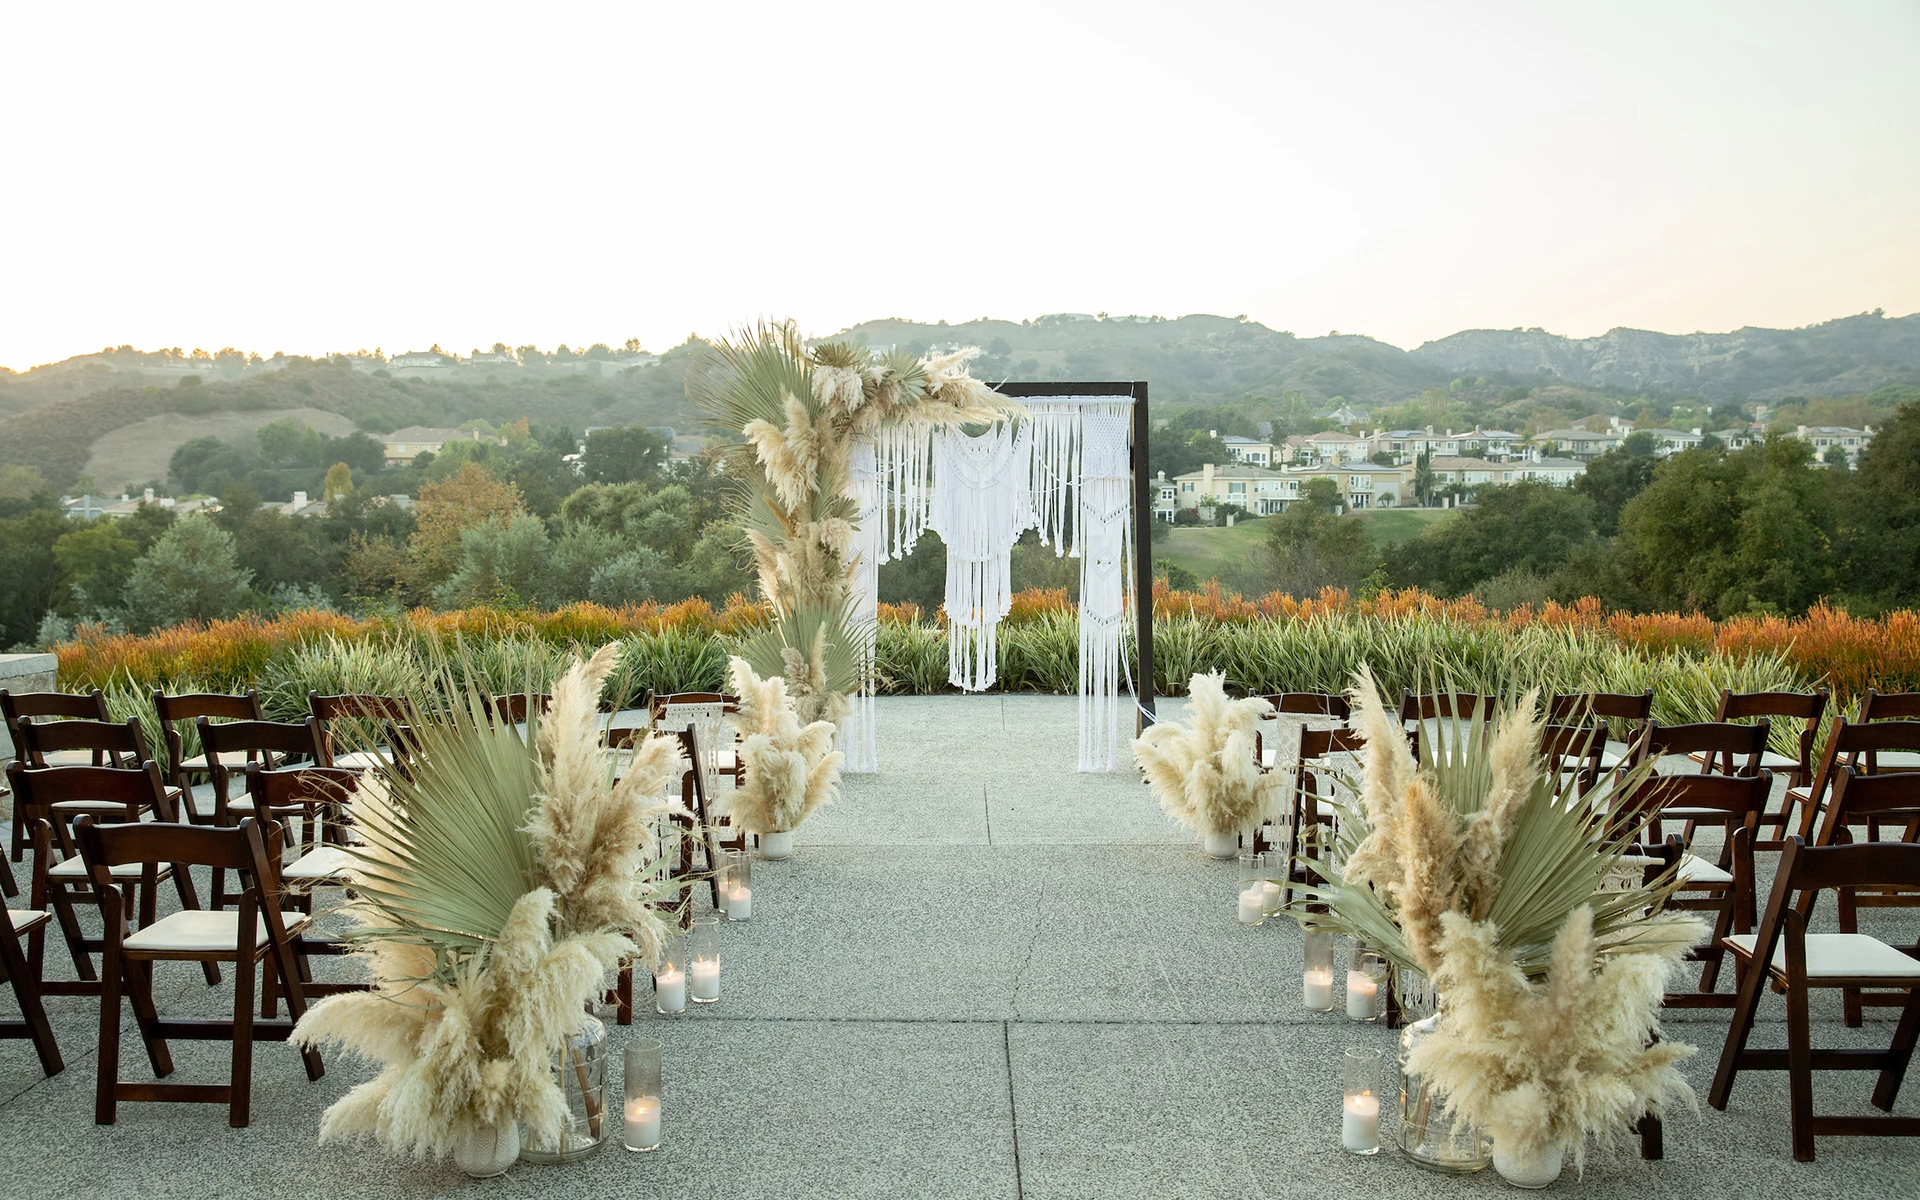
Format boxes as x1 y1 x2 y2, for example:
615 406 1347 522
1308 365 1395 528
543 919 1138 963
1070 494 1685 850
1235 853 1267 927
623 1039 662 1153
1342 1047 1383 1155
1347 947 1386 1022
689 914 720 1004
722 849 752 921
653 929 687 1015
1303 929 1335 1011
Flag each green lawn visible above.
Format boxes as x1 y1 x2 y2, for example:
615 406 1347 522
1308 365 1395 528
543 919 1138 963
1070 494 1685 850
1151 507 1457 583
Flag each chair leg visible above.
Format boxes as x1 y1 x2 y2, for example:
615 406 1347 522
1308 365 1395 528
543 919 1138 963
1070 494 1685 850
0 854 16 899
1838 889 1863 1027
0 925 62 1076
1709 962 1766 1110
127 961 172 1078
1870 988 1920 1113
1696 888 1736 993
47 881 96 983
272 935 325 1081
1786 967 1816 1162
230 955 255 1127
94 943 124 1125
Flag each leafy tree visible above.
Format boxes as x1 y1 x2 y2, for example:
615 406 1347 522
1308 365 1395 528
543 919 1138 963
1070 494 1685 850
121 517 253 630
0 508 69 646
0 465 49 502
1147 429 1231 481
323 462 355 503
256 419 325 466
1388 481 1597 596
229 509 335 595
1611 438 1837 616
1263 486 1377 596
1573 431 1658 536
1837 400 1920 609
408 462 525 598
580 426 668 486
548 522 628 602
588 547 681 607
433 514 551 608
51 520 140 614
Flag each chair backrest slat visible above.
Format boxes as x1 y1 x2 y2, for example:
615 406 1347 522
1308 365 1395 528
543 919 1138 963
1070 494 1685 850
1399 690 1495 722
16 716 149 767
6 760 172 822
1858 689 1920 722
1636 720 1769 774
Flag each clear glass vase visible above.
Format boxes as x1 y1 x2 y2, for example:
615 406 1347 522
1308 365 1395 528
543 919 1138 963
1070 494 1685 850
1395 971 1491 1173
520 1012 610 1163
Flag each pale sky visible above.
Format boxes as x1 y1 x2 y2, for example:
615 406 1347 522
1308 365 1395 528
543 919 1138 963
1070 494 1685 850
2 1 1916 370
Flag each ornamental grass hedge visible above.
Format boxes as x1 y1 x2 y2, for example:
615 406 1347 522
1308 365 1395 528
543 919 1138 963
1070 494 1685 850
52 584 1920 761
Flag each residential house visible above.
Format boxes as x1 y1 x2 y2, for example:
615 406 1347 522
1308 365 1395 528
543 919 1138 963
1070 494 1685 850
1425 456 1518 499
467 350 518 367
62 494 113 520
1286 463 1407 510
93 489 217 519
1151 473 1179 523
1641 428 1706 456
1375 427 1462 464
1282 429 1371 466
1172 463 1298 516
388 350 454 369
273 491 328 518
1217 433 1275 467
1791 425 1874 466
1516 457 1587 486
1315 403 1369 427
1535 428 1626 460
1455 428 1520 460
382 426 497 465
1712 425 1765 452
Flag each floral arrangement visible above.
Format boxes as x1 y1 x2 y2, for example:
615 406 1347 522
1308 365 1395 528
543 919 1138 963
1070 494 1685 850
1132 671 1285 837
689 322 1017 727
294 644 684 1159
723 656 844 834
1296 667 1704 1170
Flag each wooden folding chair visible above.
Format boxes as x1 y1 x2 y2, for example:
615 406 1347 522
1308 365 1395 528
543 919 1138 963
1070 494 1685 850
1692 688 1828 789
242 764 366 1017
1251 692 1348 769
152 690 265 823
7 760 215 991
75 815 324 1127
1709 837 1920 1161
1787 718 1920 846
1858 689 1920 724
650 692 746 793
1399 690 1495 723
1800 768 1920 1026
308 692 409 772
0 901 63 1076
1541 721 1608 795
1548 689 1652 774
2 688 112 861
491 693 552 725
198 718 327 908
1611 770 1774 1000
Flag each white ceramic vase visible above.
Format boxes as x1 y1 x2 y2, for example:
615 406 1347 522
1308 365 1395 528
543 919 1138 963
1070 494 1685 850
1202 829 1239 859
1492 1140 1564 1189
454 1120 520 1178
759 830 794 860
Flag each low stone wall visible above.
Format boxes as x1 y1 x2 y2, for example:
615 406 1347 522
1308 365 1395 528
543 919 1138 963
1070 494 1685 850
0 652 58 761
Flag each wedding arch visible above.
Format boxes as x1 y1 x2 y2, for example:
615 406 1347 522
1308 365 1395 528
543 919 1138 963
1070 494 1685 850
692 330 1158 776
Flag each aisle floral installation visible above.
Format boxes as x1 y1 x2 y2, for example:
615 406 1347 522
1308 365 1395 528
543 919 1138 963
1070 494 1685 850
1292 667 1704 1183
293 645 683 1169
1133 671 1286 855
690 323 1017 733
722 654 845 840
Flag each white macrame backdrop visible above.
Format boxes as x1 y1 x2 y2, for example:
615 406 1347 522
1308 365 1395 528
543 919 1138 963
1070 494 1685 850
1028 398 1137 772
931 421 1035 692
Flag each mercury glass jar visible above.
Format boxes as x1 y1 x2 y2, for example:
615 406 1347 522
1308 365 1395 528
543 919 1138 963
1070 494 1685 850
520 1011 610 1163
1395 969 1491 1173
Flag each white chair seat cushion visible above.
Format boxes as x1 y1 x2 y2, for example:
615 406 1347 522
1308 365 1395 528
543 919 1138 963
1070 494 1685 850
330 749 384 771
124 910 308 954
1676 853 1733 887
1724 932 1920 980
8 909 50 935
1786 784 1812 805
48 856 154 880
1758 751 1801 771
282 845 354 881
50 799 143 815
37 749 100 767
174 754 212 774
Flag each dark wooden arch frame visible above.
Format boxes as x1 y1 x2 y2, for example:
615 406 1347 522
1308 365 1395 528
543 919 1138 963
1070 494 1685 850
987 381 1156 730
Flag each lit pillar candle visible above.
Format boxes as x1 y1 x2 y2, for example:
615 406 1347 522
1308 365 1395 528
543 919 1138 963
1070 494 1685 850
690 958 719 1002
727 886 752 921
624 1096 661 1151
653 965 686 1014
1342 1091 1380 1153
1346 970 1378 1020
1236 885 1265 925
1303 968 1334 1010
1260 880 1282 914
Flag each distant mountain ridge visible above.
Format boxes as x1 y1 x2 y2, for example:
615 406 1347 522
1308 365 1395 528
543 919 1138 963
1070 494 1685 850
1410 310 1920 400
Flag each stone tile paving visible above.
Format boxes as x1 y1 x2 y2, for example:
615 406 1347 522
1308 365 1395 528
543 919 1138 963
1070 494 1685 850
0 695 1914 1197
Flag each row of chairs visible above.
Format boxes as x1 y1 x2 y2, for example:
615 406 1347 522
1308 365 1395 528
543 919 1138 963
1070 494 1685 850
1249 685 1920 1162
0 684 751 1127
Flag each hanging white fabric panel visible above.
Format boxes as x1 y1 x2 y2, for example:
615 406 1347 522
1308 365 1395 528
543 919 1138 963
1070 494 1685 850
930 421 1035 692
1027 397 1137 772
